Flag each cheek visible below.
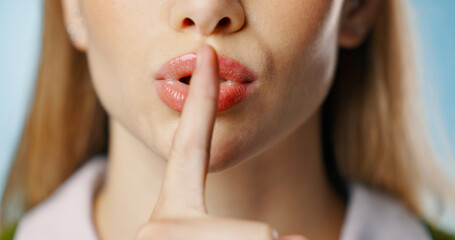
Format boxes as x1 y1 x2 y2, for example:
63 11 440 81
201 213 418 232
255 0 341 119
206 1 342 170
81 0 175 157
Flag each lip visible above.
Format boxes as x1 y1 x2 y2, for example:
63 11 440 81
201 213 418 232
154 52 258 112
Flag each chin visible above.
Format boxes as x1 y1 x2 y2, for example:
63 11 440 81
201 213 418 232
207 153 244 173
204 136 257 173
207 156 240 173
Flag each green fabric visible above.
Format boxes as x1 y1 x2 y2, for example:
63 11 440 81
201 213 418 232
425 222 455 240
0 222 17 240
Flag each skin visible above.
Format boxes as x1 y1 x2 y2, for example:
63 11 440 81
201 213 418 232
61 0 383 239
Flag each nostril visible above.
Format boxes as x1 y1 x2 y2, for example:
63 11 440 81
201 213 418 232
218 17 231 28
182 18 195 27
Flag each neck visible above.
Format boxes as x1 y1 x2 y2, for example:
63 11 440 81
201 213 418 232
94 110 346 240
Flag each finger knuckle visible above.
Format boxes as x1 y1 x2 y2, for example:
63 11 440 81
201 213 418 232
170 138 190 159
170 140 208 161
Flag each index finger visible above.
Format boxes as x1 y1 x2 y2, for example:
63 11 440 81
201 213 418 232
152 45 220 219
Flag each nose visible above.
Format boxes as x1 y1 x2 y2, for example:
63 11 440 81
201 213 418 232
170 0 245 36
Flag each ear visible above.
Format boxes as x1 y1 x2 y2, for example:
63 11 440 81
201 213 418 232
61 0 88 51
338 0 383 49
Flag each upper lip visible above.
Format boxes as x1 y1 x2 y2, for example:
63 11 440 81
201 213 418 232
154 52 258 83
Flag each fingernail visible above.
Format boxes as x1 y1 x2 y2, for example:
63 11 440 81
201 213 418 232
272 228 279 240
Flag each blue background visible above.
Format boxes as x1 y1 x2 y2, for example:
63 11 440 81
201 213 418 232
1 0 454 232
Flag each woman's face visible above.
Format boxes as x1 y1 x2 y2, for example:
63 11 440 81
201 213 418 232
67 0 362 171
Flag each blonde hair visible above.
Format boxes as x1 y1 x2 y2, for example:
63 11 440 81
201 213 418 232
1 0 453 230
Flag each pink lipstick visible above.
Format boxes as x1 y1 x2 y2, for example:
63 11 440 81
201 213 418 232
154 52 258 112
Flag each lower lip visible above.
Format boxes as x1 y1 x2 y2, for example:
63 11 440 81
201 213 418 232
154 79 255 112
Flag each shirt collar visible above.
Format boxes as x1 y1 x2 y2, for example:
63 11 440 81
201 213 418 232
340 182 431 240
15 155 431 240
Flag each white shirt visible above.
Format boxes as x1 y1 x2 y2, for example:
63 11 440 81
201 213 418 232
14 155 431 240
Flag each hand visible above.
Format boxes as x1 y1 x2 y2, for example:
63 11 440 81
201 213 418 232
134 44 308 240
